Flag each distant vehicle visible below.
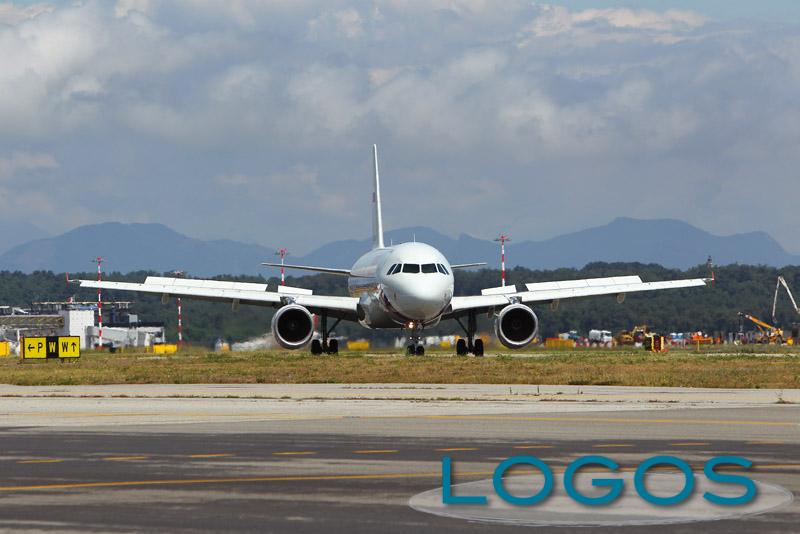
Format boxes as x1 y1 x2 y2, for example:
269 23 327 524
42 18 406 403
689 331 715 345
615 325 650 346
76 146 710 356
738 313 784 345
589 329 613 347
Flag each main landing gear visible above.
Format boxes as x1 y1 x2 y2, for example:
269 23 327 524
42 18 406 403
310 311 341 355
454 310 484 357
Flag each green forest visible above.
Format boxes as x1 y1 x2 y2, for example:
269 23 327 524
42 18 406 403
1 262 798 347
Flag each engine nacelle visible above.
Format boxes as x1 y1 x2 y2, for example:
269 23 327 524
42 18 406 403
495 303 539 349
271 304 314 350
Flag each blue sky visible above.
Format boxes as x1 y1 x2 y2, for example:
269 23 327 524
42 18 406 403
1 1 799 254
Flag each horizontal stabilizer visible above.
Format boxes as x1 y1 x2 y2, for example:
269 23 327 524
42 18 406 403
261 262 351 276
450 262 487 270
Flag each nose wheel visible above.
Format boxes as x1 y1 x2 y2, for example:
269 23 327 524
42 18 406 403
454 310 484 356
406 344 425 356
405 321 425 356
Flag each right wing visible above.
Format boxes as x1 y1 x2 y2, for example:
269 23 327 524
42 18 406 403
76 276 358 320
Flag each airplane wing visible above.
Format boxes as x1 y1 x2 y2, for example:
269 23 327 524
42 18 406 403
75 276 359 320
445 275 709 317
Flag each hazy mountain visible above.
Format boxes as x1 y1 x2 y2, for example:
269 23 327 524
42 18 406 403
0 218 797 276
300 218 800 270
508 217 798 270
0 222 275 276
0 219 49 255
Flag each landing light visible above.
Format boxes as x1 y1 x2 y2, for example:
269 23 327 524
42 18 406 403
408 321 415 329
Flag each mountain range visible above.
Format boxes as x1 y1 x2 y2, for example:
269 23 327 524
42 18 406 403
0 218 797 276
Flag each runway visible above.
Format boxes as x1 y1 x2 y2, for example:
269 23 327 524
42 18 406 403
0 385 797 532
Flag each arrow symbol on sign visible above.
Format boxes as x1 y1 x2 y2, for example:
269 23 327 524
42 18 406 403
27 344 33 352
71 342 77 351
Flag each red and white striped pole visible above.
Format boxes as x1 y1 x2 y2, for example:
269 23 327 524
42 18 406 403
171 270 186 345
177 297 183 345
275 248 288 286
92 257 104 348
494 234 511 287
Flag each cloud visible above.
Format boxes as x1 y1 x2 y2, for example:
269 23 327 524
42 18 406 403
0 2 53 26
0 2 798 254
0 151 57 181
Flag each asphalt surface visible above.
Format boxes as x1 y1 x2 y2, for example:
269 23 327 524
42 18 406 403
0 389 797 533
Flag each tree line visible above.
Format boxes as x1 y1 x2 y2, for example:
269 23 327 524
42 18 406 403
1 263 798 346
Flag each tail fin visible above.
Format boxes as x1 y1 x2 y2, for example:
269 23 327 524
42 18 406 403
372 144 385 249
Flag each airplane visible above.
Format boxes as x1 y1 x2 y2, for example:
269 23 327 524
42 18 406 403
76 145 709 356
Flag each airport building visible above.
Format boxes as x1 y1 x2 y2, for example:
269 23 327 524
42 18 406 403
0 301 165 352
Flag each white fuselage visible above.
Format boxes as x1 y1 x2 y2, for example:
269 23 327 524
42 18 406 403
347 242 454 329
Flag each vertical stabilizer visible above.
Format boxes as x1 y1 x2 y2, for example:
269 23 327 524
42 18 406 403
372 144 385 249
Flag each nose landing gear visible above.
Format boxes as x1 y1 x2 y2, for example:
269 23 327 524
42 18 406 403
405 321 425 356
406 343 425 356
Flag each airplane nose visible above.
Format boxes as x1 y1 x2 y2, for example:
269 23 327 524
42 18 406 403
391 280 449 321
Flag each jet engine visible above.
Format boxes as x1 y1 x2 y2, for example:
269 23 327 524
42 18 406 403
495 303 539 349
271 304 314 350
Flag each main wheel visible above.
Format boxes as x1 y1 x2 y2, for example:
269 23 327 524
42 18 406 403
456 338 467 356
415 344 425 356
310 339 323 355
473 338 484 357
327 338 339 354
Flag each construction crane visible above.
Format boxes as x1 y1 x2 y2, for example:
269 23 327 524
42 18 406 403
772 275 800 345
772 276 800 324
738 312 784 345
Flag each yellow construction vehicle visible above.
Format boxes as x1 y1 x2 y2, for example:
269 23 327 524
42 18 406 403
738 312 785 344
614 330 633 345
614 325 650 346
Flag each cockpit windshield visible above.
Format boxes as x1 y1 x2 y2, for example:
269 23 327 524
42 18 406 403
387 263 450 274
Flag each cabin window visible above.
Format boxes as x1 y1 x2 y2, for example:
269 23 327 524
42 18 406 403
421 263 437 274
386 264 398 275
402 263 420 273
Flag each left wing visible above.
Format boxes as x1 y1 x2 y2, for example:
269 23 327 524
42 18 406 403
76 276 358 320
445 275 709 317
